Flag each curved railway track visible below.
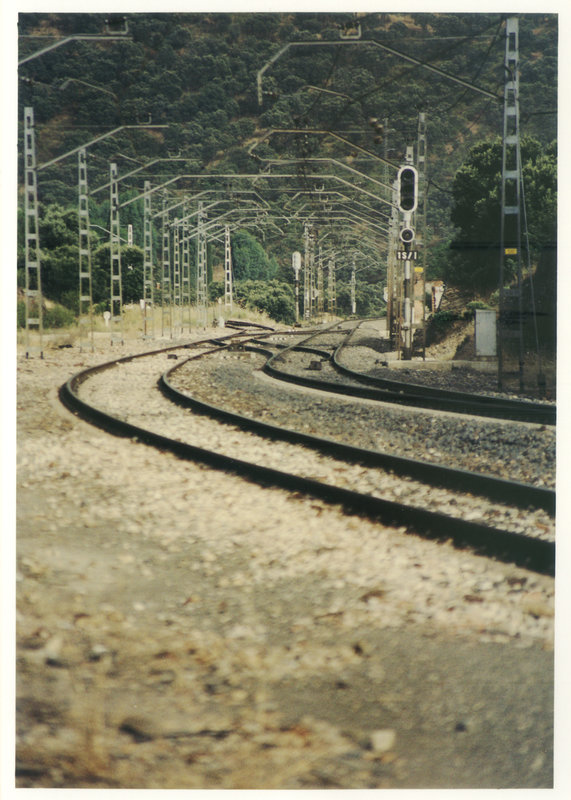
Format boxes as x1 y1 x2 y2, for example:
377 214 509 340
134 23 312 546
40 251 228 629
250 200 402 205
59 320 555 577
259 320 556 426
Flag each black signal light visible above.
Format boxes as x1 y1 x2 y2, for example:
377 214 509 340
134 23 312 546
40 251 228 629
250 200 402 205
400 227 415 244
398 166 418 213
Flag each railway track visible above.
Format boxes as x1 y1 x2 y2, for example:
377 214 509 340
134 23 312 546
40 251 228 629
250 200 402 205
260 320 556 426
59 321 555 577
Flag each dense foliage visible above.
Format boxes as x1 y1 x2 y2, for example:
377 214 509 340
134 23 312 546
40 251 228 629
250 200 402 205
17 12 557 324
335 280 386 317
446 137 556 291
234 280 295 324
231 231 279 282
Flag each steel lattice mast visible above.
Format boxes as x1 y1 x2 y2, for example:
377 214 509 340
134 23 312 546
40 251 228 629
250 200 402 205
317 245 324 315
303 223 311 320
224 225 233 313
328 258 336 315
309 230 317 317
386 179 399 345
416 112 428 359
173 217 181 334
181 202 191 332
23 107 43 357
78 148 94 351
109 162 123 345
196 201 208 327
143 180 155 338
161 190 172 337
350 254 356 315
498 16 524 391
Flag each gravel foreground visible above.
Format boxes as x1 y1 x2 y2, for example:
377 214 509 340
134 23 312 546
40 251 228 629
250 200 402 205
12 327 558 791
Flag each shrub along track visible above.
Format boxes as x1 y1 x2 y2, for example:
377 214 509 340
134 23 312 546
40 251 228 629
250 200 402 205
60 321 555 577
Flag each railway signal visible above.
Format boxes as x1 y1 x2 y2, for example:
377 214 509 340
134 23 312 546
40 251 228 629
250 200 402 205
399 226 415 245
397 165 418 214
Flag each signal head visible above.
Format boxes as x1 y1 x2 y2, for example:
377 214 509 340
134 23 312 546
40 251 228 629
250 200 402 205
397 165 418 214
399 226 415 244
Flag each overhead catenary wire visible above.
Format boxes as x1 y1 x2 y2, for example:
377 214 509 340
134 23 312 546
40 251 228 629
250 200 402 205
288 15 507 139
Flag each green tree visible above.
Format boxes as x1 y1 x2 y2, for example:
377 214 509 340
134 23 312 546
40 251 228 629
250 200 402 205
90 243 145 306
38 204 77 250
447 137 556 291
335 280 385 317
121 246 145 304
231 231 278 281
41 245 79 305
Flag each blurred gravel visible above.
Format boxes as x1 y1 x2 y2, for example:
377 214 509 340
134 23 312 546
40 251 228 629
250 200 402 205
16 327 554 789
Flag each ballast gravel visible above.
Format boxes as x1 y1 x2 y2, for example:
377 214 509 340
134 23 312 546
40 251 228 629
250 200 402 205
168 349 555 504
15 325 555 790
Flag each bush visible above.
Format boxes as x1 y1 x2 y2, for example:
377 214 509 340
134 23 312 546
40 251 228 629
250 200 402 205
93 301 110 315
17 300 76 329
60 289 80 313
234 279 295 324
209 280 224 301
463 300 493 319
44 304 76 329
431 310 459 328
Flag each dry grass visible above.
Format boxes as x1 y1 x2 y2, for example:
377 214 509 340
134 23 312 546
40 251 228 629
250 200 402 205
17 303 280 351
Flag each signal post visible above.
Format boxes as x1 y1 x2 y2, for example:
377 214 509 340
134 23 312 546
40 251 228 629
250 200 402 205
396 160 418 360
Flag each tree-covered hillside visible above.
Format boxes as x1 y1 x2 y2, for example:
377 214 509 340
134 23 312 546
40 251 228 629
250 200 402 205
18 11 557 320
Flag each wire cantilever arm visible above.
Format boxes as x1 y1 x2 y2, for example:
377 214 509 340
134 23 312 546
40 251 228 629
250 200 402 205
257 38 502 105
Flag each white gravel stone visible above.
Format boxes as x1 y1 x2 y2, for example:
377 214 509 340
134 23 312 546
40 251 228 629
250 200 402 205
370 729 397 753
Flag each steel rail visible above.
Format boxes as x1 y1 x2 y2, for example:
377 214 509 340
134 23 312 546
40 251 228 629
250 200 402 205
160 345 554 515
258 322 555 425
331 321 556 425
58 337 554 576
